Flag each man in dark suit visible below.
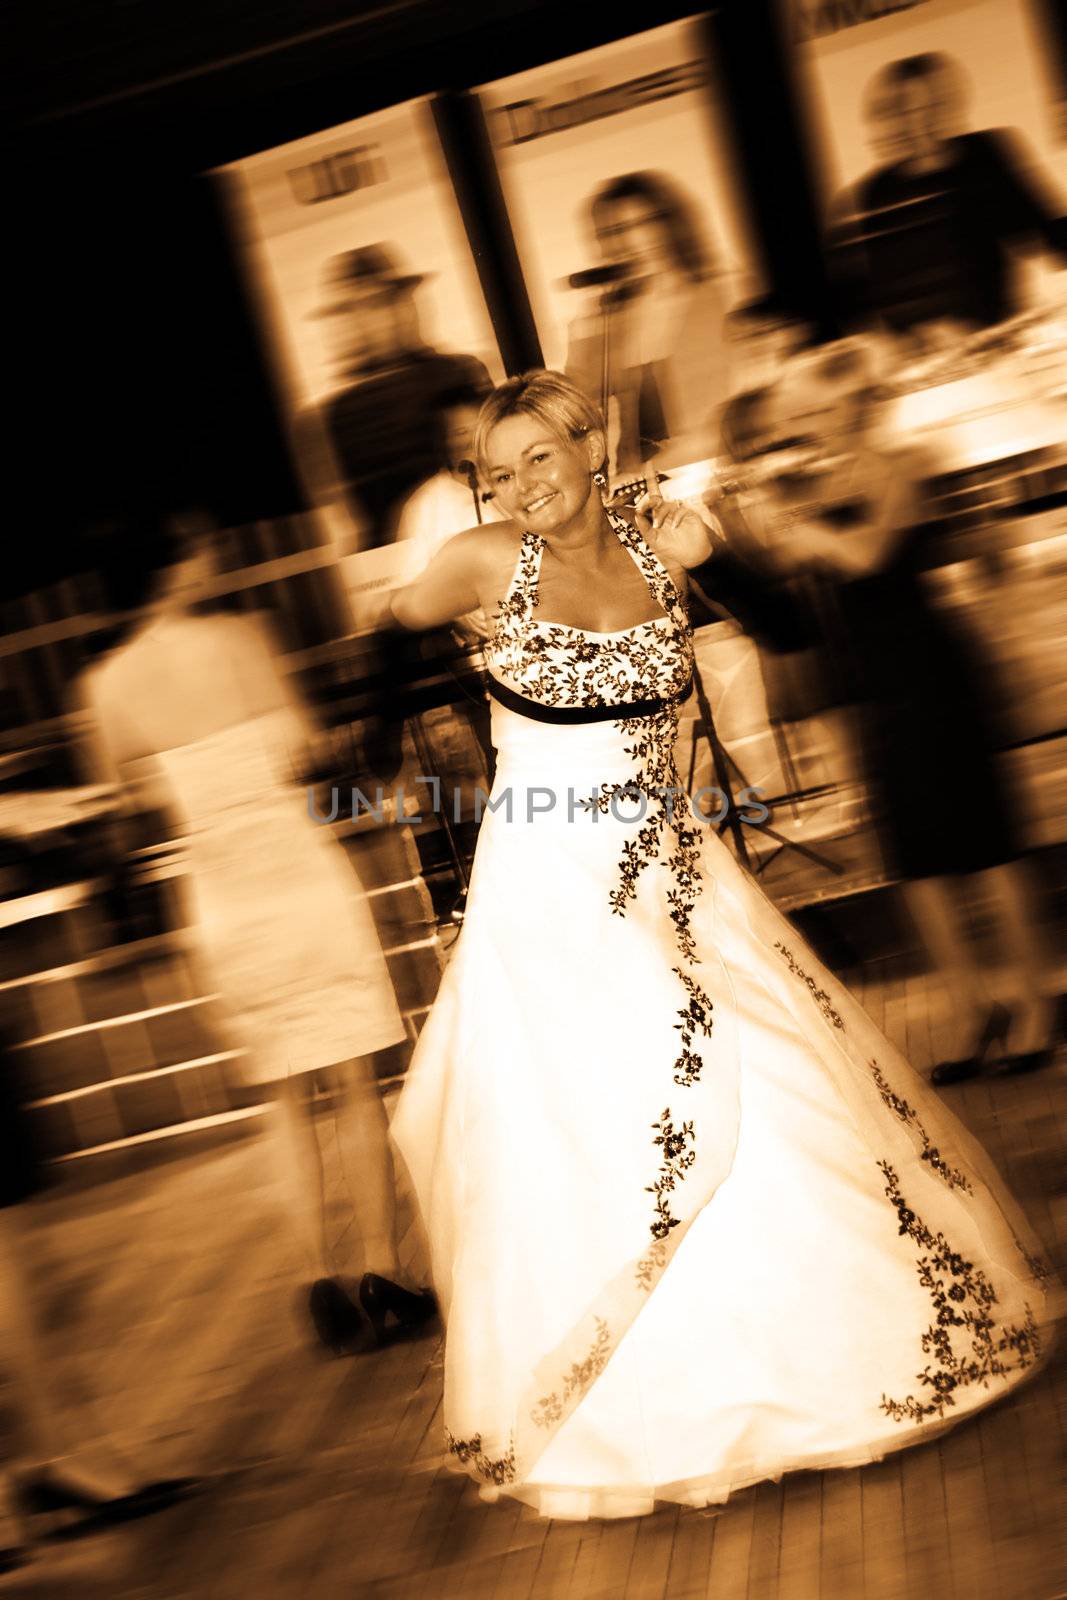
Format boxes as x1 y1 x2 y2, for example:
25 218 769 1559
301 244 492 552
829 52 1067 346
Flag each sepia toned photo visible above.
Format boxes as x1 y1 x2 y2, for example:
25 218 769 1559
480 19 762 478
4 2 1067 1595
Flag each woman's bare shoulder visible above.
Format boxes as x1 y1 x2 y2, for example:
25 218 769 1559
219 608 277 653
454 519 523 556
80 632 139 704
198 610 289 680
436 519 524 579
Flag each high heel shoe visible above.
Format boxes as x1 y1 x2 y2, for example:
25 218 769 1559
930 1001 1011 1087
990 994 1066 1078
0 1546 28 1575
13 1470 200 1541
307 1278 367 1355
358 1273 438 1348
0 1474 28 1572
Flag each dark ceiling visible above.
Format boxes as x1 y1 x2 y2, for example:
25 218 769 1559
4 0 720 589
8 0 701 167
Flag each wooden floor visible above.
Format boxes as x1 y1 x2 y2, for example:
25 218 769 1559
5 969 1066 1600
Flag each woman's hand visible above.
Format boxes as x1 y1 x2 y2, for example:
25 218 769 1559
634 487 716 570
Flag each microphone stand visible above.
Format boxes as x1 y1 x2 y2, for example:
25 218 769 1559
683 554 844 882
564 264 634 480
598 277 645 479
600 288 613 444
463 462 484 527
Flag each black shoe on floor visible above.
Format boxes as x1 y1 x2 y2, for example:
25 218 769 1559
989 994 1067 1078
307 1278 367 1356
358 1273 438 1347
930 1001 1011 1087
16 1472 201 1542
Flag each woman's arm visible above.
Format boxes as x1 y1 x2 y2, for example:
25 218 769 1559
388 526 489 632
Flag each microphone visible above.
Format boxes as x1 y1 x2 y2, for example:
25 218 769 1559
458 459 486 524
458 460 495 512
566 263 633 291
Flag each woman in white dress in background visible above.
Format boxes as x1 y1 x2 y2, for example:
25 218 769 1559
76 516 434 1352
384 371 1061 1520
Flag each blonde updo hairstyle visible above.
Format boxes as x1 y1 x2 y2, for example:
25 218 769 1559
473 369 607 482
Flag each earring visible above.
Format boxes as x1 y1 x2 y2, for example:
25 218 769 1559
593 469 608 497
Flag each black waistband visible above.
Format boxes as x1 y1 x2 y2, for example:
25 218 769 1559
485 671 693 725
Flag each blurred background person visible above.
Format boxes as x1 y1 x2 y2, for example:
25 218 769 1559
394 377 504 916
829 52 1067 354
681 386 829 656
299 244 492 554
73 514 434 1354
395 378 502 582
299 245 494 787
723 295 814 394
565 170 731 476
0 1023 198 1569
700 386 838 734
763 344 1060 1084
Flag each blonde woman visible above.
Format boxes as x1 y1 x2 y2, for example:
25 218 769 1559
379 370 1059 1520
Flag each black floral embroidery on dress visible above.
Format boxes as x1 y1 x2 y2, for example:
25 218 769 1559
673 967 714 1087
486 513 713 1293
665 820 703 966
1019 1247 1055 1285
867 1059 972 1193
446 1430 517 1486
878 1160 1040 1423
774 941 845 1030
580 704 699 937
648 1108 697 1240
530 1319 612 1429
486 525 691 712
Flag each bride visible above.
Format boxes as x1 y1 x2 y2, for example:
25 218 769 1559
384 370 1060 1520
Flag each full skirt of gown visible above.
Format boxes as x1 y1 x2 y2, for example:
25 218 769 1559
391 698 1062 1520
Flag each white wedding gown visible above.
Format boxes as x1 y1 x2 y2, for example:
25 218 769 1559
390 514 1061 1520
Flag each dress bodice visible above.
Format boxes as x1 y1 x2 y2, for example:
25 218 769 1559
483 510 693 710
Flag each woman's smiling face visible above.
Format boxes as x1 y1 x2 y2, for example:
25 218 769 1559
483 413 600 535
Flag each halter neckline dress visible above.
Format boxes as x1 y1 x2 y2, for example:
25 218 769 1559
390 510 1060 1520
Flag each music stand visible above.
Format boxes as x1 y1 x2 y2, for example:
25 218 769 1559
684 654 844 880
407 700 471 896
